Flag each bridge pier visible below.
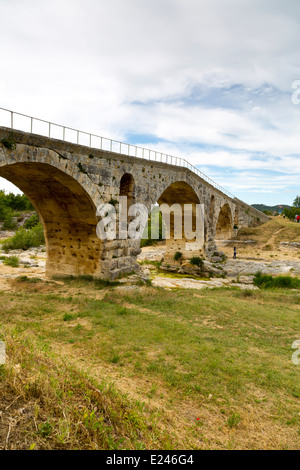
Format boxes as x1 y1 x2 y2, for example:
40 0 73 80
0 127 269 280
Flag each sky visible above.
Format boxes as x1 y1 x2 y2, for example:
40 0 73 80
0 0 300 206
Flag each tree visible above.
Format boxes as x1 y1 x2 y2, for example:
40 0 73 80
293 196 300 208
283 207 299 221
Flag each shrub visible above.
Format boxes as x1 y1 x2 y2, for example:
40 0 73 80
24 213 40 229
2 256 19 267
190 257 204 268
253 272 300 289
108 198 118 206
0 206 17 230
0 190 35 231
174 251 182 261
1 223 45 252
283 206 300 221
63 313 76 322
1 134 16 150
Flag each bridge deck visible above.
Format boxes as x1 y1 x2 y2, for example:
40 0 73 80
0 106 234 198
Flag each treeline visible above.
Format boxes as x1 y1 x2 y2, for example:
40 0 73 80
0 190 34 230
283 206 300 221
283 195 300 221
252 204 291 214
0 190 45 250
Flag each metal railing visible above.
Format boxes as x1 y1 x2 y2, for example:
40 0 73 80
0 106 235 198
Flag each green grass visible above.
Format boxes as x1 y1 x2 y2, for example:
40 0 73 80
2 256 19 267
0 280 299 449
0 326 171 450
254 272 300 289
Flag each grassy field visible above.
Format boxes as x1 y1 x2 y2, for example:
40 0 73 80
0 276 299 450
222 216 300 260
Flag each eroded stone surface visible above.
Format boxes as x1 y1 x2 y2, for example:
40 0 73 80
151 276 259 290
222 259 300 276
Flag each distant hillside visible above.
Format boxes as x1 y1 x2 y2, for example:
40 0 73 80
251 204 291 213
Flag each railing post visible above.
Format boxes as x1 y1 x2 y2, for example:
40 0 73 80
0 106 234 199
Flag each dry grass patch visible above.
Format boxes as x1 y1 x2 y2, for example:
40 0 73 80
0 278 299 449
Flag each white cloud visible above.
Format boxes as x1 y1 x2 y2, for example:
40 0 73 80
0 0 300 204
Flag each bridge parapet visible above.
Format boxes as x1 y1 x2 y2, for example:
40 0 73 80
0 107 234 196
0 125 269 279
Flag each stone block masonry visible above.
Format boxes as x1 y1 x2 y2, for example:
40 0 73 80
0 127 269 279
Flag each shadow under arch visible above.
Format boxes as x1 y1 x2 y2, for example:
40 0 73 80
155 181 203 262
215 203 233 240
0 162 101 278
119 172 136 233
120 173 135 207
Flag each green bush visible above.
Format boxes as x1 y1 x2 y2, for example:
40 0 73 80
253 272 300 289
63 313 76 322
0 190 34 211
174 251 182 261
0 190 35 231
1 223 45 252
283 206 300 221
2 256 19 267
24 213 40 229
190 256 204 268
1 134 16 150
0 205 17 230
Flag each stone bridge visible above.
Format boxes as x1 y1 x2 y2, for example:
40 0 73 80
0 126 269 279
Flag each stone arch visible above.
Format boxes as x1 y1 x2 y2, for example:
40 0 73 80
156 181 204 262
119 172 136 238
215 203 233 240
0 161 102 278
120 173 135 207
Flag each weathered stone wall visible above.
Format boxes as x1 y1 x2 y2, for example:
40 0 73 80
0 127 269 279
